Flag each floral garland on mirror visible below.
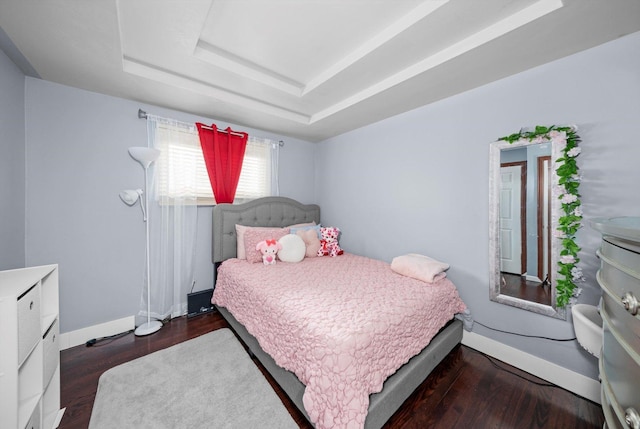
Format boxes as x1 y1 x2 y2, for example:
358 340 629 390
498 125 583 308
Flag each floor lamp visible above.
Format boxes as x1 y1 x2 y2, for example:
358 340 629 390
120 146 162 336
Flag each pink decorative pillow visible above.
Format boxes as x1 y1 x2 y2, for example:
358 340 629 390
244 228 290 263
235 224 249 259
236 225 291 259
296 230 321 258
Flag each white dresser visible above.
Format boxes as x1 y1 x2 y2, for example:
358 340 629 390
592 217 640 429
0 265 62 429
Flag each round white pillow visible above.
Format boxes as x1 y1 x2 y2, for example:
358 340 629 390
278 234 306 263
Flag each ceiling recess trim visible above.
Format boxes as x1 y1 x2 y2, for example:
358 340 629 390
194 40 305 96
300 0 450 96
193 0 449 98
310 0 565 123
122 56 311 124
122 0 564 126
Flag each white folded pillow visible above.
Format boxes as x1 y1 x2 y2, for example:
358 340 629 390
390 253 449 283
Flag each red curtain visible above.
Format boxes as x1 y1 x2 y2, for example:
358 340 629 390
195 123 248 204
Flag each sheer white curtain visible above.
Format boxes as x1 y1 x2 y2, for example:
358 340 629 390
144 115 198 321
138 116 278 322
235 136 280 201
270 139 281 196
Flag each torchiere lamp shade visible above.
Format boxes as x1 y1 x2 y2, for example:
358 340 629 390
129 147 160 169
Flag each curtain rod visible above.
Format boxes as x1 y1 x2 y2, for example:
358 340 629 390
138 108 284 147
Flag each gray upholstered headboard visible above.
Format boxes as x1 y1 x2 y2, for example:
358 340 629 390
212 197 321 263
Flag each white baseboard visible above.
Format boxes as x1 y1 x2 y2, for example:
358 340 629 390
59 316 135 350
462 330 601 404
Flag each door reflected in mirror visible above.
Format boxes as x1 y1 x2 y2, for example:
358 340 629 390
498 145 551 306
489 137 565 319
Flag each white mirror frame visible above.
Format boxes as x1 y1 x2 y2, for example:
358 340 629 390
489 138 567 320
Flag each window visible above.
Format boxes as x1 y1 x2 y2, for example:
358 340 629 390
151 118 277 205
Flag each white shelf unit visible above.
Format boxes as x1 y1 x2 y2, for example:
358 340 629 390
0 264 62 429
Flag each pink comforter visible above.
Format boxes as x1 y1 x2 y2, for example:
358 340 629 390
213 253 467 429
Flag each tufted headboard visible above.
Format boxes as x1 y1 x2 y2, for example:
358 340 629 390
212 196 320 263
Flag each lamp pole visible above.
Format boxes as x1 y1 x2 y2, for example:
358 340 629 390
127 147 162 336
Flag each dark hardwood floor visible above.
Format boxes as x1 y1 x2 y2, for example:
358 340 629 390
60 311 604 429
501 272 551 306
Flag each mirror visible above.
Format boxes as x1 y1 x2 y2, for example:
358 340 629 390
489 138 566 319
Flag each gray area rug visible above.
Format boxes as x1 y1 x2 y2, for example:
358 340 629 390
88 328 298 429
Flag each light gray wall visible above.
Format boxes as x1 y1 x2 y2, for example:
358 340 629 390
315 31 640 380
24 78 316 333
0 48 26 270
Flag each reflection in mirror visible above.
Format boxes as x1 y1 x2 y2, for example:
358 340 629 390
490 139 566 319
499 144 551 305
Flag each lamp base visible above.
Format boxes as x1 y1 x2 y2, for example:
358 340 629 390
134 320 163 336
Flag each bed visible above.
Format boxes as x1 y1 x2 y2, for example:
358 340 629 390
211 197 466 429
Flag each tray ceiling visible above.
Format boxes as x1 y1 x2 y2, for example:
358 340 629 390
1 0 639 142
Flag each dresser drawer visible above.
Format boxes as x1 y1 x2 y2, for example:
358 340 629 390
18 284 41 365
43 318 59 388
601 318 640 416
597 245 640 322
599 237 640 293
602 236 640 270
601 292 640 351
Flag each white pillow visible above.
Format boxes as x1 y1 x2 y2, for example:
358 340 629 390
277 234 306 263
390 253 449 283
